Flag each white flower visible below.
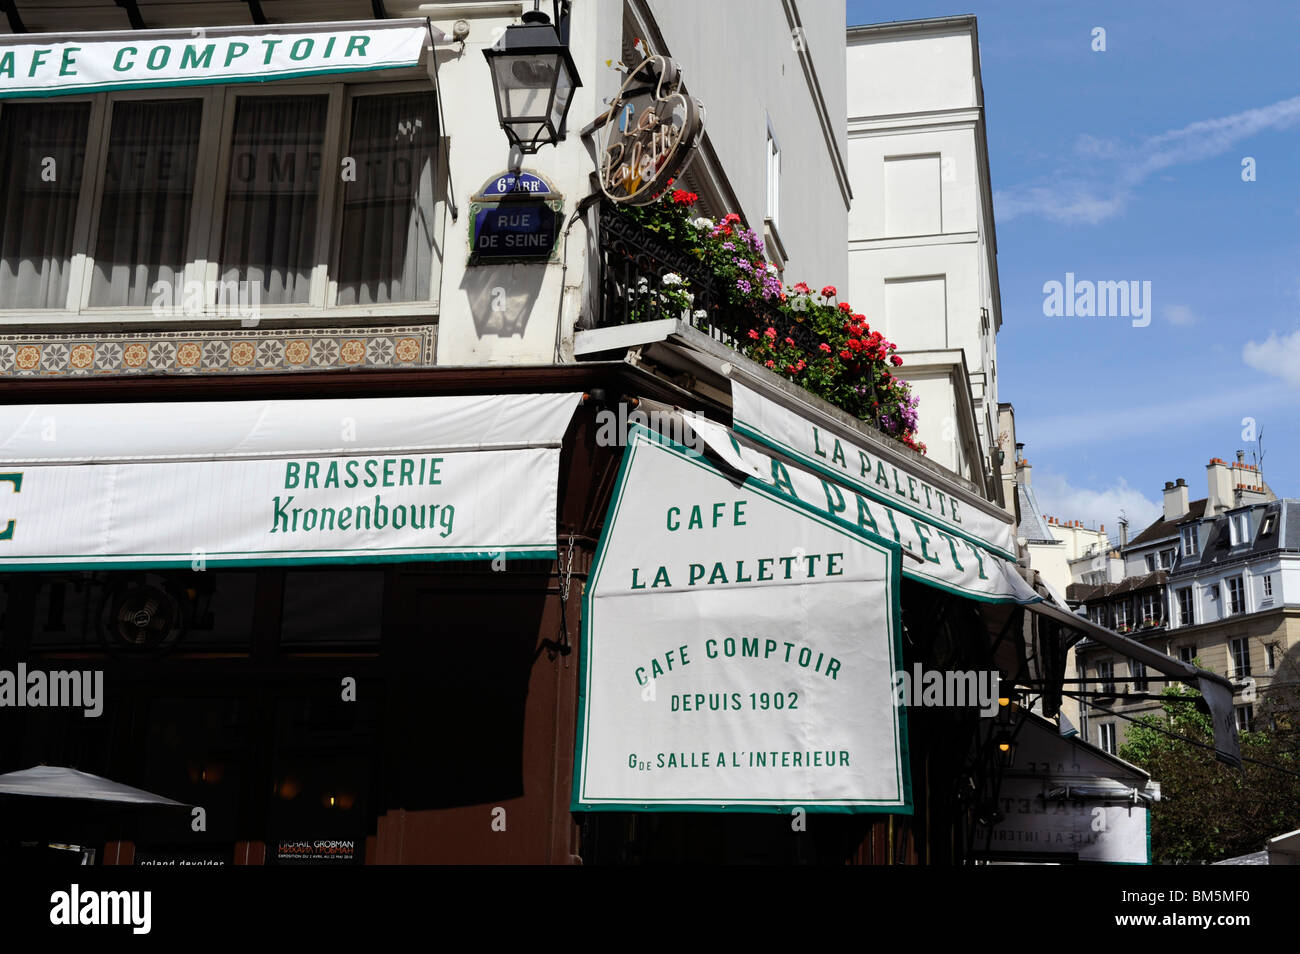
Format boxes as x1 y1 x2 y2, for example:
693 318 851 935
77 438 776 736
692 309 707 319
635 277 649 293
765 263 778 275
684 291 694 303
662 272 683 287
691 217 715 230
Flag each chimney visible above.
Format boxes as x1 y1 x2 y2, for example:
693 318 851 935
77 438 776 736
1119 517 1129 548
1163 478 1189 522
1206 458 1233 514
1017 456 1031 486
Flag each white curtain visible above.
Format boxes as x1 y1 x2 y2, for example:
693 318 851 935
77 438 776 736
336 91 438 305
0 101 90 308
90 99 201 307
220 95 327 305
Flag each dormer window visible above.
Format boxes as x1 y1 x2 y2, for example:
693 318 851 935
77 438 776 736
1229 512 1250 546
1260 513 1277 536
1181 524 1199 557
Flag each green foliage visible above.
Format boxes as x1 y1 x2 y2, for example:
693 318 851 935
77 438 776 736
612 189 925 453
1119 682 1300 863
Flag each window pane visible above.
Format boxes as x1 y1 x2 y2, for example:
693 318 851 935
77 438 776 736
220 95 327 305
0 101 90 307
336 91 438 305
90 99 202 306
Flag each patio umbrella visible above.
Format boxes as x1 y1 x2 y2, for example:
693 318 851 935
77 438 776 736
0 765 192 845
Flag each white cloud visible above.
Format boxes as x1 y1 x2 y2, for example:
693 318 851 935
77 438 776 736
1031 470 1161 538
996 94 1300 224
1163 304 1198 326
1243 328 1300 387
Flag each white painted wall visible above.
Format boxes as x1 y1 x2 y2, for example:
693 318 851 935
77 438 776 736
435 0 850 366
845 19 1001 490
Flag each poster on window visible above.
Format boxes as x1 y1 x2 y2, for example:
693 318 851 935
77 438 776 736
574 426 910 813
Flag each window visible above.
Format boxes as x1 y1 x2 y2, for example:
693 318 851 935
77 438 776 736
0 83 441 316
1178 644 1195 664
1140 592 1162 627
1099 723 1116 754
1089 604 1106 626
1159 548 1175 570
0 101 91 307
1144 553 1156 572
1235 705 1253 733
1226 576 1246 615
1230 636 1251 676
1181 524 1199 557
1113 602 1131 631
765 120 781 230
1266 643 1277 671
1096 660 1115 695
1260 513 1277 536
1131 661 1148 692
1177 587 1194 626
1229 512 1250 546
1263 575 1273 598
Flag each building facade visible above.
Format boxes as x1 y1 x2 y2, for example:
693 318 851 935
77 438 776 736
845 16 1003 499
1074 456 1299 753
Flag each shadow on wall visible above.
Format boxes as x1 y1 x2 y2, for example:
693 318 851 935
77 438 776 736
459 261 547 340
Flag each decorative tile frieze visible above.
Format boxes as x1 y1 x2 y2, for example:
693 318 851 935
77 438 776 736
0 325 437 377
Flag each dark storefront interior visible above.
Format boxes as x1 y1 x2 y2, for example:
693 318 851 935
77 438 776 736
0 561 565 865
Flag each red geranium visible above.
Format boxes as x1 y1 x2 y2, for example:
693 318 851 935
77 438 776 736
837 302 851 312
672 189 698 205
820 285 836 298
891 355 904 366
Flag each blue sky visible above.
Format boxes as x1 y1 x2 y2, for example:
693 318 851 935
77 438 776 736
846 0 1300 536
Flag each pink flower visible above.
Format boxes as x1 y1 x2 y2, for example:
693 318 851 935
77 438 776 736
785 337 795 346
818 343 831 353
765 359 775 368
748 329 760 339
764 327 777 338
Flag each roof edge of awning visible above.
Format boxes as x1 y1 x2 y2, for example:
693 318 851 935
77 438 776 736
0 18 437 46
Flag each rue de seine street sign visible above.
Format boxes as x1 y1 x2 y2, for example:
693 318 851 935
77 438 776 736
468 171 563 264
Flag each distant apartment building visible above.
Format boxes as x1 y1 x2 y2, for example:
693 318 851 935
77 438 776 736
1074 454 1299 753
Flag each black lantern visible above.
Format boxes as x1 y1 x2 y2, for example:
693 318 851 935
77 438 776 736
483 4 582 154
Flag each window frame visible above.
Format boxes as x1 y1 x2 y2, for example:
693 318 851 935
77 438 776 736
74 86 223 314
1230 636 1251 677
1098 722 1116 755
0 76 443 326
1235 704 1253 733
1181 524 1199 557
1226 575 1246 615
1095 659 1115 695
1177 586 1194 626
764 117 781 231
1131 660 1148 692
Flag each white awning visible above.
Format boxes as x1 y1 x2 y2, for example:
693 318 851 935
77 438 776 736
0 19 434 99
975 712 1155 864
675 399 1041 606
0 392 582 569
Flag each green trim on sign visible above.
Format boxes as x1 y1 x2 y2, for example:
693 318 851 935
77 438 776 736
0 62 416 100
732 420 1020 563
571 424 913 814
0 549 554 572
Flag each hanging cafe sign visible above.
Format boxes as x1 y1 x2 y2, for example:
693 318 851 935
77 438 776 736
598 53 705 206
0 19 431 99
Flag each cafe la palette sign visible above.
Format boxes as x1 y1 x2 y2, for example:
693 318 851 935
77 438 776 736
599 54 705 206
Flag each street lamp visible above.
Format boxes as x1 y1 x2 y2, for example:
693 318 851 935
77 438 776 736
483 2 582 154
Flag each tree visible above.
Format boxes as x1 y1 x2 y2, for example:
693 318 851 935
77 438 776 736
1119 681 1300 863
